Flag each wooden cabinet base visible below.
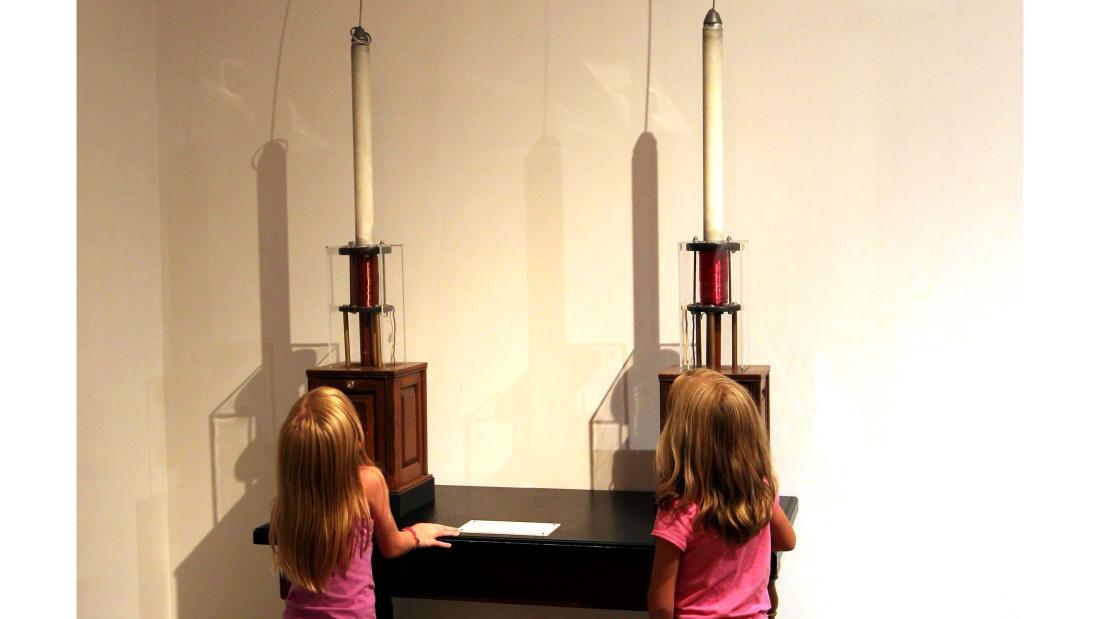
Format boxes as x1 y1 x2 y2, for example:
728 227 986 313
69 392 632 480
658 365 770 432
307 362 434 517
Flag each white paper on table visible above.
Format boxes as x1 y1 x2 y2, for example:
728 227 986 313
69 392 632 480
458 520 560 537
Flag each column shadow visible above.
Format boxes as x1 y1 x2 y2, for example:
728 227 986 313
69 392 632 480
589 132 677 491
461 133 576 487
171 1 322 613
460 3 604 489
589 0 676 492
174 138 321 617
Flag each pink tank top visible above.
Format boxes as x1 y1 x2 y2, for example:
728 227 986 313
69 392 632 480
651 493 780 619
284 518 375 619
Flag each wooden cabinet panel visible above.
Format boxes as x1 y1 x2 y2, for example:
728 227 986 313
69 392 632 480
400 383 419 469
345 391 382 464
658 365 770 435
306 362 432 516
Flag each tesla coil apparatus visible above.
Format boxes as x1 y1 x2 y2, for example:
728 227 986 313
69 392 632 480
306 25 434 517
658 7 770 432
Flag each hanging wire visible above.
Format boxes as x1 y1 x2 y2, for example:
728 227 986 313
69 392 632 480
352 0 371 46
388 310 397 366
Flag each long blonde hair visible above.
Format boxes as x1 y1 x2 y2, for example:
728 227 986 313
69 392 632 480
656 369 775 544
270 387 372 593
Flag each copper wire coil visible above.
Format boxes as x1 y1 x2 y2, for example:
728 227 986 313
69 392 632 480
698 249 729 305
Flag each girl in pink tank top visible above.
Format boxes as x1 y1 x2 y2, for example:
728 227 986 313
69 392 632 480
271 387 460 619
648 370 796 619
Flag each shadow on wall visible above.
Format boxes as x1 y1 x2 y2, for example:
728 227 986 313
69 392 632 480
458 2 607 489
589 2 673 492
589 132 677 492
461 2 668 491
590 1 676 491
171 3 314 614
459 126 622 488
174 140 319 617
461 133 595 487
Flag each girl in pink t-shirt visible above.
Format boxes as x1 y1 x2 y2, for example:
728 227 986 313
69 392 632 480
270 387 459 618
648 370 796 619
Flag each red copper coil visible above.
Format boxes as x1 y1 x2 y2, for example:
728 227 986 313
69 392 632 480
698 249 728 305
350 254 380 307
350 253 381 366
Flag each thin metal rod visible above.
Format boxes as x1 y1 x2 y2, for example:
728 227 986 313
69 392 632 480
692 247 698 305
343 311 351 368
692 248 700 367
359 313 374 366
380 248 388 367
706 313 722 371
371 313 382 368
731 312 739 371
693 313 703 367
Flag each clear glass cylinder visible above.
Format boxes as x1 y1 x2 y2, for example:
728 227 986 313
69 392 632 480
326 243 406 366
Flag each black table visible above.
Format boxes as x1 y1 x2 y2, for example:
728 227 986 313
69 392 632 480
253 485 798 616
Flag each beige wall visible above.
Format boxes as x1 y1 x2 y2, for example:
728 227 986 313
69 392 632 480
77 0 171 616
80 0 1020 617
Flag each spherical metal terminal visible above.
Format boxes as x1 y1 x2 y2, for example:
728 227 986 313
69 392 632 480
704 8 723 28
350 25 372 46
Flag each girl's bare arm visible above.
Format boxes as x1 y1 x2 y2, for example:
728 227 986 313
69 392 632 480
362 466 460 558
647 538 681 619
771 502 796 551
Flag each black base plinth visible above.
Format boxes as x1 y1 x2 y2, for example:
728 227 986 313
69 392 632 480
390 474 435 518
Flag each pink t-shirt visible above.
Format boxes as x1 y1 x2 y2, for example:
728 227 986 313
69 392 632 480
651 493 779 619
284 518 375 619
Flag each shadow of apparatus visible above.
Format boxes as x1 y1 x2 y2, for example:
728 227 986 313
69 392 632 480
171 2 318 613
461 132 582 488
174 138 324 617
460 3 611 489
589 0 677 492
589 132 677 491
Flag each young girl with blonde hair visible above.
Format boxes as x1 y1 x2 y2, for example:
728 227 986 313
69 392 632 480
648 369 796 619
271 386 458 618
